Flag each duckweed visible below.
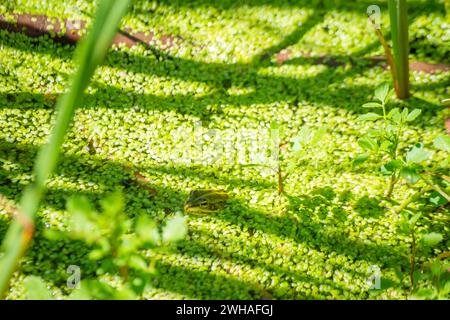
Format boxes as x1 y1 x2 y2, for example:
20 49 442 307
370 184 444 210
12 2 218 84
0 0 449 300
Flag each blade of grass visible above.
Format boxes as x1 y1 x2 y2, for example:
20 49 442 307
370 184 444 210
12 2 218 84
0 0 130 298
388 0 409 99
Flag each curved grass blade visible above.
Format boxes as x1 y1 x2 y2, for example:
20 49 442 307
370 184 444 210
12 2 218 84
0 0 131 298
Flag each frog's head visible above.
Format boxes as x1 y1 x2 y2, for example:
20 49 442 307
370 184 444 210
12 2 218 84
184 190 229 214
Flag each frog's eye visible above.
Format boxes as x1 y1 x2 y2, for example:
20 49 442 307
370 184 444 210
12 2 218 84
199 201 208 207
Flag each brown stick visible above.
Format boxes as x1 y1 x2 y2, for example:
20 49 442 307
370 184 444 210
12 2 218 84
0 13 177 48
277 161 283 195
367 14 400 96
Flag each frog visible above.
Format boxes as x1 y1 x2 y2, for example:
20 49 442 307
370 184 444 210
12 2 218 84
183 190 229 214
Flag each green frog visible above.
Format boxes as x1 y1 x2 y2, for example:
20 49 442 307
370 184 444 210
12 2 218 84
184 190 229 214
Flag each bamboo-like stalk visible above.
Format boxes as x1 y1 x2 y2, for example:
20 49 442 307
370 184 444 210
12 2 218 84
388 0 410 99
0 0 130 298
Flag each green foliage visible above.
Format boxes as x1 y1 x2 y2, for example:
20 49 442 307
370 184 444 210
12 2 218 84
434 135 450 153
0 0 130 297
289 125 327 168
267 121 327 194
422 233 444 247
43 191 187 299
0 0 448 301
392 136 450 212
162 214 188 243
408 258 450 300
396 211 448 299
354 83 423 197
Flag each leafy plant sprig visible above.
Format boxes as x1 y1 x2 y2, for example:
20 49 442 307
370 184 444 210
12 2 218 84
354 83 422 198
264 121 327 195
0 0 131 297
27 192 187 300
393 134 450 214
396 210 449 299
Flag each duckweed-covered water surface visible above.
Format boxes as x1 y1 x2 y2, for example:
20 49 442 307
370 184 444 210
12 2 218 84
0 0 449 299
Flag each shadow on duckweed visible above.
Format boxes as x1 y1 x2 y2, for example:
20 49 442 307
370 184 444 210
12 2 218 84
0 5 445 124
0 139 410 299
0 0 448 297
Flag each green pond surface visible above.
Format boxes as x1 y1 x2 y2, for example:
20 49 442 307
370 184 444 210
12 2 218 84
0 0 449 299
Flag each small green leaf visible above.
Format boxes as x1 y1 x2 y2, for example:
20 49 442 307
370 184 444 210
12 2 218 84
406 144 433 164
399 167 421 184
352 154 369 167
374 83 389 103
162 213 187 243
398 221 411 234
387 88 395 101
357 113 382 122
388 108 401 123
406 109 421 122
401 108 409 122
362 102 382 109
24 276 53 300
385 159 404 170
367 129 384 137
433 135 450 153
135 215 160 245
380 160 403 175
128 255 149 272
429 191 448 206
358 136 378 151
379 140 392 151
409 213 422 225
422 232 443 247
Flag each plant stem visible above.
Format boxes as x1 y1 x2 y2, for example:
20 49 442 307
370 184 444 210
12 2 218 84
386 173 398 198
394 187 428 214
420 174 450 203
0 0 130 298
367 12 398 95
388 0 410 99
385 120 404 200
410 228 416 288
277 161 284 195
